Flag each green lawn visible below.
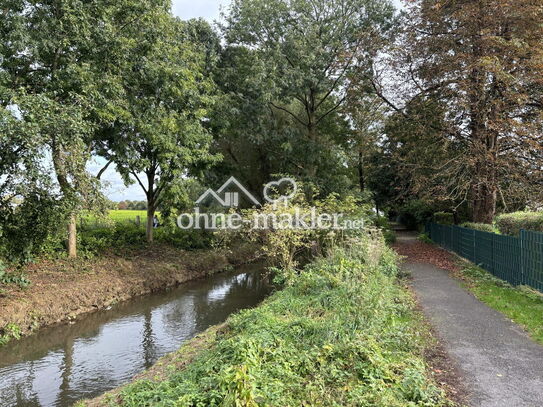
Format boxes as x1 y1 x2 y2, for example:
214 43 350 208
458 264 543 345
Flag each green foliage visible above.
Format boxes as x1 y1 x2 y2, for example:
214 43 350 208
77 223 215 258
372 216 396 244
0 323 21 346
0 262 30 288
398 200 434 230
461 222 499 234
0 190 67 264
79 224 146 257
495 212 543 236
418 234 433 244
97 15 219 241
154 228 215 250
433 212 454 226
210 0 396 195
239 186 373 270
383 230 397 244
116 237 448 406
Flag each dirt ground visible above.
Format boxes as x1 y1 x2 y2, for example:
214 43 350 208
0 243 259 341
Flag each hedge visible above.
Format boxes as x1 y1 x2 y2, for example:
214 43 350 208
495 212 543 236
461 222 499 234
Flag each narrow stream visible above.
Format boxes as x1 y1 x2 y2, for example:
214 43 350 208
0 262 273 407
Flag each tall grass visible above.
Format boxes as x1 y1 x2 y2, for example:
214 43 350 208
113 236 448 406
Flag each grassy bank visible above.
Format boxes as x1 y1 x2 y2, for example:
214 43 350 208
86 236 451 407
455 264 543 345
0 243 258 346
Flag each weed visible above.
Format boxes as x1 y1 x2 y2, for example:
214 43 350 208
0 323 22 346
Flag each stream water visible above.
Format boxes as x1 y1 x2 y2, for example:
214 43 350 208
0 262 272 407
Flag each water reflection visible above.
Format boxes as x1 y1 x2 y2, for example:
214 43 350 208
0 263 272 407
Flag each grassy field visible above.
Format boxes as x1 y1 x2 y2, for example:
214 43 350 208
108 210 148 223
457 264 543 345
82 210 153 227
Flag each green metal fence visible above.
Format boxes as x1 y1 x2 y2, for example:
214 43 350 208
426 223 543 292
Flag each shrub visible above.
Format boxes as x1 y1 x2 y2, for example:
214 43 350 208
495 212 543 236
79 224 146 257
461 222 499 234
0 192 67 264
433 212 454 225
372 215 392 229
383 229 397 244
418 233 433 244
154 228 214 250
398 200 433 230
78 222 216 257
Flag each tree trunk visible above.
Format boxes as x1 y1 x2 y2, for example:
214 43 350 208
358 151 365 192
145 169 156 243
67 214 77 258
472 193 497 224
306 112 318 178
146 206 155 243
471 149 498 224
471 180 497 224
52 139 78 258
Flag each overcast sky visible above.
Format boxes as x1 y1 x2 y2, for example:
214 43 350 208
100 0 405 201
172 0 231 22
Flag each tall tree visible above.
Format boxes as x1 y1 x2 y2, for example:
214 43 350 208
0 0 164 256
385 0 543 222
97 17 218 242
224 0 396 179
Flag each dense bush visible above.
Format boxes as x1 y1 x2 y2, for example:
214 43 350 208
240 191 373 270
0 192 67 264
398 200 434 230
154 227 215 250
115 237 448 407
78 223 215 258
461 222 500 234
433 212 454 225
495 212 543 236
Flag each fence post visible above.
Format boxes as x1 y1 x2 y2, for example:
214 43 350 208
136 216 141 227
490 232 495 275
520 230 525 286
472 228 477 264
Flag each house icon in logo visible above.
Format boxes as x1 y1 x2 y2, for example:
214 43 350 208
195 177 261 208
